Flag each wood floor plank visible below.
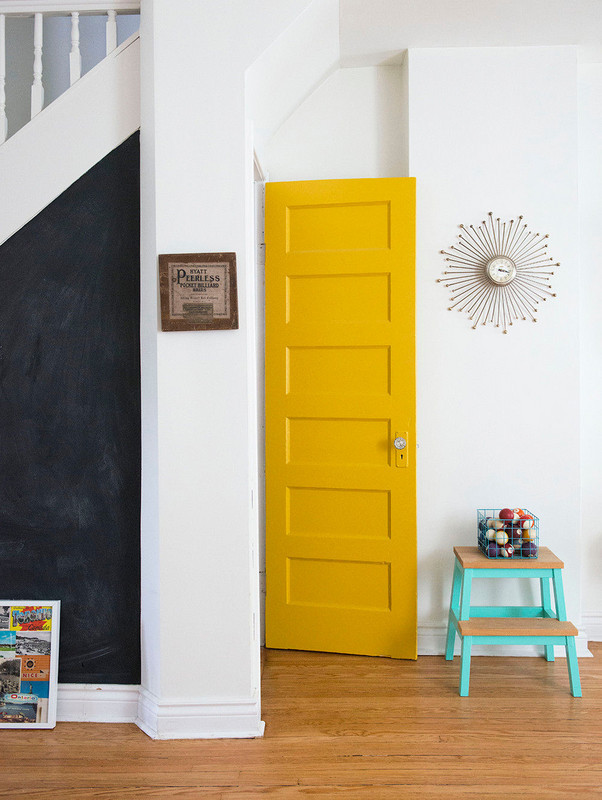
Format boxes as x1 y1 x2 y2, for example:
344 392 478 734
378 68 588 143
3 791 225 800
0 643 598 799
225 790 601 800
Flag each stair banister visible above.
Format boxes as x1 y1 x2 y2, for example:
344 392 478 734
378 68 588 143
0 3 139 13
0 0 139 143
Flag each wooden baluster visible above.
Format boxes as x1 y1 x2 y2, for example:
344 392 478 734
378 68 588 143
0 14 7 144
106 10 117 55
31 12 44 118
69 11 81 85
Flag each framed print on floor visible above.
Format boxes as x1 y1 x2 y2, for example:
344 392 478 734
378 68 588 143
0 601 60 729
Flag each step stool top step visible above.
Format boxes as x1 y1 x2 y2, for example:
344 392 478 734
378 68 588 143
458 617 578 637
454 546 564 570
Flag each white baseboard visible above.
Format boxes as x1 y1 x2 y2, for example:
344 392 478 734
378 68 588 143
58 685 266 739
582 613 602 642
136 688 264 740
57 684 139 722
418 625 593 658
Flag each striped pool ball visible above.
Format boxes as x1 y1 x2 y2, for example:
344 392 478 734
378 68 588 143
520 514 534 529
500 542 515 558
522 528 536 542
487 518 505 530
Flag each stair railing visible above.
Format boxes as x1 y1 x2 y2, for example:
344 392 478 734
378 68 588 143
0 1 140 144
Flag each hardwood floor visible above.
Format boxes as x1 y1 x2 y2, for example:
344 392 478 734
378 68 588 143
2 643 601 799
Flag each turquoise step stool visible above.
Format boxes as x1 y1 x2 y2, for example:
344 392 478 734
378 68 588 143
445 546 581 697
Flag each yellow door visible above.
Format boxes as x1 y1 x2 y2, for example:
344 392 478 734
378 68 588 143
265 178 416 659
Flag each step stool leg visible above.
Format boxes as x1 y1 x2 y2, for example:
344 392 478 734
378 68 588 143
459 568 473 621
445 559 462 660
552 568 568 620
459 636 472 696
565 636 582 698
540 577 555 661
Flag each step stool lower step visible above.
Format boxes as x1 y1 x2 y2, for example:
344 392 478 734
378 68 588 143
454 616 582 697
458 617 578 637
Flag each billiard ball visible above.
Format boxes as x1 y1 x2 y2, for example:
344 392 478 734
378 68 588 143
486 529 497 541
522 528 536 542
500 542 515 558
522 542 538 558
499 508 514 520
513 507 525 519
486 542 500 558
520 514 534 529
487 518 504 530
495 530 509 546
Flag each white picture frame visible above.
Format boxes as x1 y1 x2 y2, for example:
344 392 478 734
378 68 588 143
0 600 60 729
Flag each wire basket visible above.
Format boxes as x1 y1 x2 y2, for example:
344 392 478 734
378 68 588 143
477 508 539 559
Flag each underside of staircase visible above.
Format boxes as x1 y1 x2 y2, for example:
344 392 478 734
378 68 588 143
0 30 140 247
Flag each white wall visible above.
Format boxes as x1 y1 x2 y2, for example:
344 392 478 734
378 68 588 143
246 0 339 166
266 65 408 180
578 63 602 639
340 0 602 65
408 46 582 649
138 0 323 739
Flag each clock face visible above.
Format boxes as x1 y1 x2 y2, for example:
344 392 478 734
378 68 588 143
486 256 516 285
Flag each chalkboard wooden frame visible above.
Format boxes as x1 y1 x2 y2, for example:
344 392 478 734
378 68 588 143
0 600 60 730
159 252 239 331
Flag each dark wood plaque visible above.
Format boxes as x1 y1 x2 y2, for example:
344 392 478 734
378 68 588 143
159 252 239 331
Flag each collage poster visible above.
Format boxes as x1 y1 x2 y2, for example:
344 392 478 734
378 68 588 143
0 602 60 728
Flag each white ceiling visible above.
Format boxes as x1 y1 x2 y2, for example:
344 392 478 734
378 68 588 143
340 0 602 65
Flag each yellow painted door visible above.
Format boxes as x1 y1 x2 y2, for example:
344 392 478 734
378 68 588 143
265 178 416 659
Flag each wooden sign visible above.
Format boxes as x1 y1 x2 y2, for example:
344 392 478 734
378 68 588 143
159 252 239 331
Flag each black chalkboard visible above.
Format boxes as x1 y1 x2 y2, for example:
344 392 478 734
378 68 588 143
0 133 141 684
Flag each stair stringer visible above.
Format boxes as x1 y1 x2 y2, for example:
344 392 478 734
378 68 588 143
0 32 140 247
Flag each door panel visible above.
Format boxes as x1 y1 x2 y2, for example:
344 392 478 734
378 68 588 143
265 178 416 659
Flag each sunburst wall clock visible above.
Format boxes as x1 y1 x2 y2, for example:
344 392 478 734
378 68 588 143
438 213 559 333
